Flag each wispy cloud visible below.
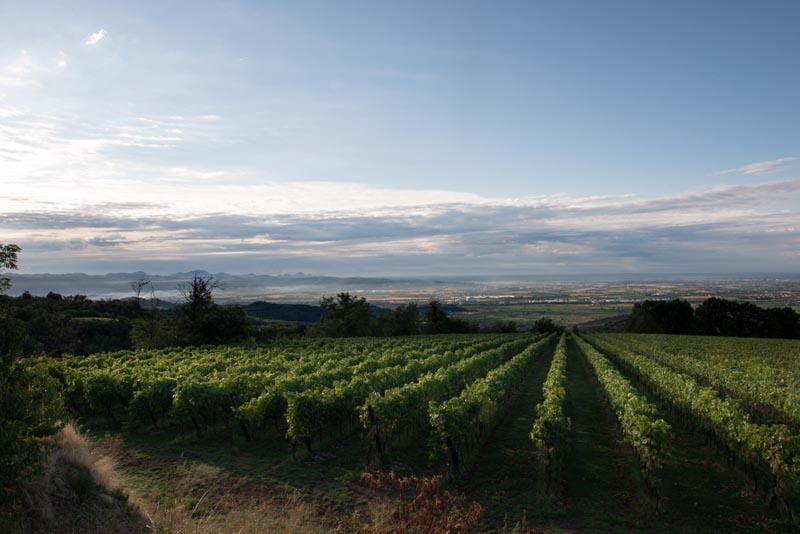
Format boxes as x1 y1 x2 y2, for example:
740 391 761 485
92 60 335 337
0 49 68 88
2 106 799 276
718 157 799 176
4 177 800 275
0 107 229 204
84 29 107 46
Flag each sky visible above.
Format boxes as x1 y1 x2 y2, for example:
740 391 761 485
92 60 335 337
1 0 799 276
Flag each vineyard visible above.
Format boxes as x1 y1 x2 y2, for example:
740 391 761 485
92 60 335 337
42 332 800 532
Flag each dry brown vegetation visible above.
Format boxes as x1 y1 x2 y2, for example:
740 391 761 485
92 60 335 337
2 423 332 534
141 492 327 534
2 425 497 534
2 423 147 534
341 471 482 534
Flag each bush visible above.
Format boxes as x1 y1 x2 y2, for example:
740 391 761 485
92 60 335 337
0 320 64 500
0 244 65 500
343 471 482 533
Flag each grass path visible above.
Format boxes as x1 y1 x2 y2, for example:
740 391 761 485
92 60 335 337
463 335 794 533
459 343 554 530
555 336 651 531
652 415 783 533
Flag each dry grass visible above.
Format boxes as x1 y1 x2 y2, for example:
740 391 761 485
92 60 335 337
142 492 330 534
5 424 333 533
126 455 332 533
53 422 122 490
9 424 478 533
3 422 148 534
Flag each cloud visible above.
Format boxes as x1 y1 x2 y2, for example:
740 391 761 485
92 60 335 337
4 178 800 276
0 50 68 88
84 29 107 46
718 157 799 176
0 107 232 209
2 106 799 276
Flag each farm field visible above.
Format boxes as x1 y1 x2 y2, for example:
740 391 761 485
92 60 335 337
42 333 800 533
446 301 632 329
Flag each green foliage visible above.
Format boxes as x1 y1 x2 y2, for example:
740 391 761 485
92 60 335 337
574 335 670 499
599 333 800 428
0 292 138 356
423 300 479 334
178 274 220 321
375 303 421 336
625 297 800 338
0 244 64 500
530 333 570 492
0 244 21 293
626 299 694 334
360 336 537 452
84 371 131 418
43 335 491 444
429 334 555 472
0 358 64 499
131 275 249 350
482 320 518 333
130 314 181 350
280 335 500 447
532 317 561 334
128 378 177 426
587 333 800 509
318 293 373 337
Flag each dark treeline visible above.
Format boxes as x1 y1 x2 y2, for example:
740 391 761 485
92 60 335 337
626 297 800 338
315 292 520 337
0 292 138 356
1 280 524 358
0 275 251 356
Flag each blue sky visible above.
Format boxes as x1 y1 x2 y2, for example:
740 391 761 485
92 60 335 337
1 1 799 275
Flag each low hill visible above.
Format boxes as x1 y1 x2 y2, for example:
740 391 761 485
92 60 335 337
244 301 322 323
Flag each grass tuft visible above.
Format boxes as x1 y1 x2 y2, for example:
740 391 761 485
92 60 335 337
2 422 147 534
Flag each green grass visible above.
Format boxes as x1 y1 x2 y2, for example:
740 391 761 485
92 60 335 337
106 424 368 514
534 336 653 531
457 345 554 529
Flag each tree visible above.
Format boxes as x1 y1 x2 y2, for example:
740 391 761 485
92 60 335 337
484 320 518 333
422 300 478 334
423 299 449 334
625 299 694 334
0 245 63 499
132 274 248 348
378 303 421 336
763 306 800 339
318 292 373 337
129 275 164 348
26 312 83 357
130 275 152 311
178 274 221 321
532 317 560 334
0 243 20 293
694 297 798 339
